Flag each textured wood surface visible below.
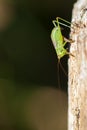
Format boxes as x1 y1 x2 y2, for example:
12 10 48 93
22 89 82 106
68 0 87 130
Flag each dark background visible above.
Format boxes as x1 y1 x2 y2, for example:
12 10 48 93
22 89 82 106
0 0 76 90
0 0 76 129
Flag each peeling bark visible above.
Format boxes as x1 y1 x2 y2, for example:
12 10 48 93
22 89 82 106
68 0 87 130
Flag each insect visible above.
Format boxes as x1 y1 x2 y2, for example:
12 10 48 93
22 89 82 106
51 17 74 88
51 17 74 60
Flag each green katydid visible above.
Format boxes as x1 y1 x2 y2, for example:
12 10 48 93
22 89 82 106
51 17 74 60
51 17 74 87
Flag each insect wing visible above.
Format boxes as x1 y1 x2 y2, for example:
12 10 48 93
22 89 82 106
51 26 63 54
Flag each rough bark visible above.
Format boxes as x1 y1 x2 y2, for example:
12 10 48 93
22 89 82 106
68 0 87 130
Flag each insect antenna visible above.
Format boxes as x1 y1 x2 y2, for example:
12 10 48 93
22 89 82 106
59 60 67 77
57 59 61 89
57 59 67 89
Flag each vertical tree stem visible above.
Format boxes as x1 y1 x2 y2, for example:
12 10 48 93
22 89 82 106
68 0 87 130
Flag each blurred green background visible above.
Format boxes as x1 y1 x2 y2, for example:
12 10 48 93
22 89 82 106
0 0 76 130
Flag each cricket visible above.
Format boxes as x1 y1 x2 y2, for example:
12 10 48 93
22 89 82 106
51 17 74 60
51 17 74 87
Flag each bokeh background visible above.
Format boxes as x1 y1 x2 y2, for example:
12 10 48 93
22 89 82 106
0 0 76 130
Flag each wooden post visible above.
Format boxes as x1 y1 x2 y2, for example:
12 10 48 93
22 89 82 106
68 0 87 130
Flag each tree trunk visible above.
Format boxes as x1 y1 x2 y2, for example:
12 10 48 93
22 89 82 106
68 0 87 130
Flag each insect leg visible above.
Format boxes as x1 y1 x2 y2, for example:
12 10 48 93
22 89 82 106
52 20 58 27
63 41 67 47
64 37 74 43
56 17 71 28
57 17 71 25
62 36 72 47
66 52 75 57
